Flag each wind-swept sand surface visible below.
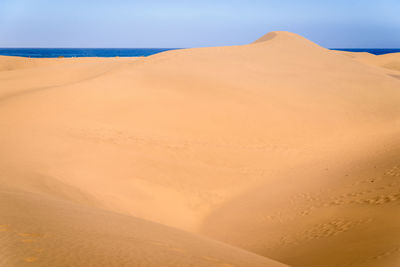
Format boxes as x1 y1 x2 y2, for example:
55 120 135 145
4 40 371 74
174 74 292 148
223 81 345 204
1 32 400 267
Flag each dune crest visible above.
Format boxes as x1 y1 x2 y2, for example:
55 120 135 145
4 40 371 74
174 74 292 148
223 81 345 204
252 32 279 43
252 31 324 49
1 32 400 267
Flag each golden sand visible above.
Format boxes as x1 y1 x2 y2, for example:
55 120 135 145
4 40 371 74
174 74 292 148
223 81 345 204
1 32 400 266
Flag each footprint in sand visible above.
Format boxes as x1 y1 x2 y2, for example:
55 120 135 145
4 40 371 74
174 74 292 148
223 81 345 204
148 240 186 254
167 247 185 253
18 233 41 244
21 239 35 243
18 233 41 238
17 232 43 263
201 256 236 267
0 224 10 232
24 257 39 263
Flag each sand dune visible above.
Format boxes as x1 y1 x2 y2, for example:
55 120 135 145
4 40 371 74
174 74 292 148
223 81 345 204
1 32 400 266
0 190 285 267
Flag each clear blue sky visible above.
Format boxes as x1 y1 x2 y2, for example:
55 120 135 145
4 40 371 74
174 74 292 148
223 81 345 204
0 0 399 48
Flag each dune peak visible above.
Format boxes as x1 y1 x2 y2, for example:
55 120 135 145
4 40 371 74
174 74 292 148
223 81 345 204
251 31 322 49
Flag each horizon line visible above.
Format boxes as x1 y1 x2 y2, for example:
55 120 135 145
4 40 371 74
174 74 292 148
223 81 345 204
1 47 400 49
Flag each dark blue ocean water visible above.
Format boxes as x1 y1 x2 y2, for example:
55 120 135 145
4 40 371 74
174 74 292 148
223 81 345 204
331 48 400 55
0 48 179 58
0 48 398 58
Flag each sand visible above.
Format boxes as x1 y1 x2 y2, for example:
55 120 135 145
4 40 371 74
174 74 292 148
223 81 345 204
0 32 399 266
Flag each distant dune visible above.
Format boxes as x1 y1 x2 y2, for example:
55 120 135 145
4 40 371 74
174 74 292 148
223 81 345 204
1 32 400 267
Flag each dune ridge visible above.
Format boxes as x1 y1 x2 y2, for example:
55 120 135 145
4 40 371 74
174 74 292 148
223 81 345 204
1 31 400 266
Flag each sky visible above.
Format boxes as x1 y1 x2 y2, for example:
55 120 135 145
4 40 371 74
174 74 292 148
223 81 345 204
0 0 399 48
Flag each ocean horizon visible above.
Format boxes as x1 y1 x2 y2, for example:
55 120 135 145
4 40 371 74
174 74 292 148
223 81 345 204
0 48 179 58
0 48 399 58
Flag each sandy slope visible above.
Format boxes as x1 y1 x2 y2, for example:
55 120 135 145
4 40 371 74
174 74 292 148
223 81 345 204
0 32 400 266
0 191 285 267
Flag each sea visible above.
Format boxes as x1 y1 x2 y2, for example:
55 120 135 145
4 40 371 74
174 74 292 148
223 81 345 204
0 48 178 58
0 48 399 58
331 48 400 55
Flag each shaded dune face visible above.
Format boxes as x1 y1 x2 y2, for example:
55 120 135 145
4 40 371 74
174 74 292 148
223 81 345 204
0 191 285 267
252 32 278 43
1 32 400 266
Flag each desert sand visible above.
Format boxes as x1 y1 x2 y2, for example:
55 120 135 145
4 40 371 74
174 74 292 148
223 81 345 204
1 32 400 267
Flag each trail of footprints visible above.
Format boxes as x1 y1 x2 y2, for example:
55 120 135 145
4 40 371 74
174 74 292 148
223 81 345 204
0 224 43 263
69 127 302 153
328 165 400 206
260 164 400 224
260 164 400 253
275 217 374 249
301 218 373 240
343 246 400 266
